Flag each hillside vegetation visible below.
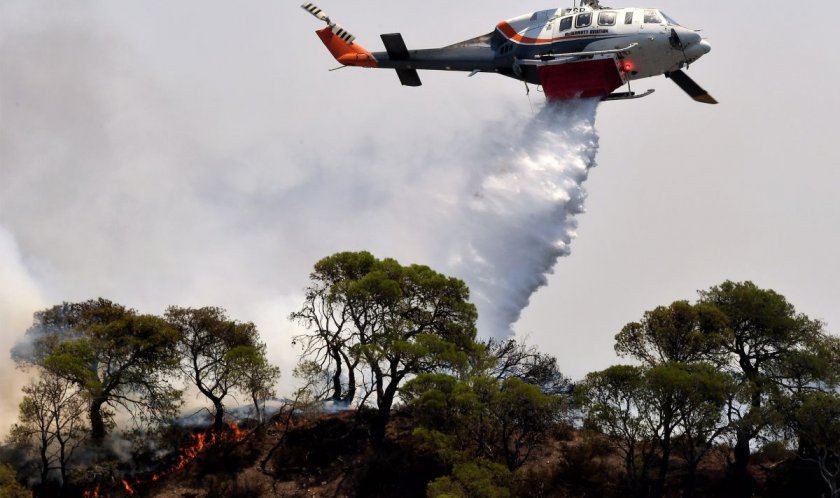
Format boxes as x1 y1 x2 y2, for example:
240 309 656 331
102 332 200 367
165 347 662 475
2 251 838 498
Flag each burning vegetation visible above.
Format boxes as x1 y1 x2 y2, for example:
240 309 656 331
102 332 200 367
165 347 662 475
1 254 839 498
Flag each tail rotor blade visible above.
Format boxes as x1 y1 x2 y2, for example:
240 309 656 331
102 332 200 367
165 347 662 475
331 23 356 44
301 2 330 23
301 3 356 44
666 69 718 104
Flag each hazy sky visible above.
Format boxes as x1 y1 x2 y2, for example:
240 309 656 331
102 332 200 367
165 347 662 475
2 0 838 435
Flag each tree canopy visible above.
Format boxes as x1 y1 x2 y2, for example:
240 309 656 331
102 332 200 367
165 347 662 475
14 299 181 441
292 251 478 441
166 306 270 432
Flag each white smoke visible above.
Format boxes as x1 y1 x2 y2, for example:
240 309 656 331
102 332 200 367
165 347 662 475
447 100 601 337
0 227 46 437
0 2 604 434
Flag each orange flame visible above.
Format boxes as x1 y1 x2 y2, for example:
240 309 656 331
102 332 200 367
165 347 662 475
85 422 248 495
228 421 245 441
83 484 100 498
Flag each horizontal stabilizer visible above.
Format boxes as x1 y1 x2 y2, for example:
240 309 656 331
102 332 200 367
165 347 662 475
381 33 411 60
395 68 422 87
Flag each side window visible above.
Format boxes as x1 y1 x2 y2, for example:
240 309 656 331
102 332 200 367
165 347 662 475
598 12 617 26
575 13 592 28
625 11 634 24
559 16 573 31
644 10 662 24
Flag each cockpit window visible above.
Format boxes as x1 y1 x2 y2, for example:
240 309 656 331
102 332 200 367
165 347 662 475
575 13 592 28
659 12 680 25
598 12 617 26
558 16 573 31
644 10 663 24
624 11 634 24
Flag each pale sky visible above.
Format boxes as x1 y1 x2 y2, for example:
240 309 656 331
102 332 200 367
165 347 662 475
1 0 838 436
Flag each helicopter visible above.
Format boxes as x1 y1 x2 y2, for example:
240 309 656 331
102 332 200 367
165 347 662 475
301 1 716 103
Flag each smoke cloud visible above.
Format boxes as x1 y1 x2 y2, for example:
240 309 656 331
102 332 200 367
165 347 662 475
0 228 45 437
446 100 600 337
0 3 602 433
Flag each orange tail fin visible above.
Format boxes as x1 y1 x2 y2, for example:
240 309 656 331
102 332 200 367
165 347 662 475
316 27 377 68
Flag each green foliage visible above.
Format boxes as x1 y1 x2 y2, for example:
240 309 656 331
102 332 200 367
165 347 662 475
15 299 181 440
293 251 479 441
406 372 561 471
698 280 827 388
580 361 735 493
698 280 829 489
9 372 87 485
228 344 281 423
579 365 648 487
0 463 29 498
427 459 512 498
167 306 275 431
614 300 727 366
483 338 571 395
795 391 840 497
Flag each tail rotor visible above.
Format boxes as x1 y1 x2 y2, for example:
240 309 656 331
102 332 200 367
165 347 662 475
301 3 356 44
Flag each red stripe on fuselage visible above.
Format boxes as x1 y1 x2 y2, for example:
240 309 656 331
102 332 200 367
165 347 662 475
496 21 560 45
496 21 619 45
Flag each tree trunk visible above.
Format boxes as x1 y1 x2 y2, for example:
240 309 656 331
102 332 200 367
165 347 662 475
731 427 754 498
39 436 49 484
625 448 636 494
212 398 225 433
656 438 671 498
730 366 760 498
89 395 108 441
342 352 357 404
370 383 398 444
683 460 698 498
252 392 262 424
58 437 68 486
330 348 343 402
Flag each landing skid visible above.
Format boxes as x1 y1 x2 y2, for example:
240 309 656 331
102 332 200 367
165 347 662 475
602 89 655 101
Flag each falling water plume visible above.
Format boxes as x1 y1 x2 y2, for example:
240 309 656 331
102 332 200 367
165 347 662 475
450 98 601 338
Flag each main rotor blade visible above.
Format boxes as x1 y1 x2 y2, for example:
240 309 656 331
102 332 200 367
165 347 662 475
666 69 718 104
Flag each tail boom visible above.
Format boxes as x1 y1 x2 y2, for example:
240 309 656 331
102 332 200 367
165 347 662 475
316 27 377 68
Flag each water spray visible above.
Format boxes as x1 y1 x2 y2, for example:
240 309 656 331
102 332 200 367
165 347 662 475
448 99 601 338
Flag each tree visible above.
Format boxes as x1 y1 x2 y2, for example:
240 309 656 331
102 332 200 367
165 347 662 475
293 251 478 442
794 391 840 498
166 306 270 433
493 377 561 469
228 343 281 424
483 338 572 395
406 372 561 471
671 364 734 497
14 299 181 441
614 300 727 366
0 463 30 498
614 300 737 497
427 458 512 498
698 281 826 495
290 253 369 404
579 365 650 493
8 373 87 486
